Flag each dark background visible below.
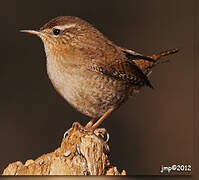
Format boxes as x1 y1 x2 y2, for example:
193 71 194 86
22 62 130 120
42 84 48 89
0 0 195 177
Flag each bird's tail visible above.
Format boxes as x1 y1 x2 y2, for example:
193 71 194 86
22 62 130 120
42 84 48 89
134 48 179 75
150 48 179 61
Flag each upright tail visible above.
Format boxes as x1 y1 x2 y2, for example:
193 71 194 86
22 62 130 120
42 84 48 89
134 48 179 75
150 48 179 61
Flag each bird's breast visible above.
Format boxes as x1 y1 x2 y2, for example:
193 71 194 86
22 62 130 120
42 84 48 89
46 57 129 118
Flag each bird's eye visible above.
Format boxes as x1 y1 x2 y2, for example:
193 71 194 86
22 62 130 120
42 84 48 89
53 29 61 35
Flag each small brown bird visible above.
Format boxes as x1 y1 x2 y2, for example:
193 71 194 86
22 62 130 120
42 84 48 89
21 16 178 130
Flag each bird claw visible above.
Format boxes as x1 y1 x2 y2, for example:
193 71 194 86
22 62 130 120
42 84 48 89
63 122 89 139
94 128 109 143
63 127 72 139
63 122 109 144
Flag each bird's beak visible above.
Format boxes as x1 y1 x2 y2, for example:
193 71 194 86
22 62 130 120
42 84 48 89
20 30 41 36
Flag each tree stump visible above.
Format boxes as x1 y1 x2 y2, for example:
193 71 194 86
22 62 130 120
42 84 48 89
2 122 126 175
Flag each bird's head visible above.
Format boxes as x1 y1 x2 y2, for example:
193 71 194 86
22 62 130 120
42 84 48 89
21 16 102 57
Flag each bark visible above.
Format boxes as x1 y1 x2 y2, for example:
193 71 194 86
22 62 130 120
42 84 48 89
2 122 126 175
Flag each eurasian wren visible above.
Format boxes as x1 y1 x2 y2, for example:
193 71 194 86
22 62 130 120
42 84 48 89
21 16 178 130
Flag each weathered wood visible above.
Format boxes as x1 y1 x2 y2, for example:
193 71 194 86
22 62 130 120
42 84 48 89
3 122 126 175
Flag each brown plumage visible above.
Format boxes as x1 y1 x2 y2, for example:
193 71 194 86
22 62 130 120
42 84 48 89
21 16 179 130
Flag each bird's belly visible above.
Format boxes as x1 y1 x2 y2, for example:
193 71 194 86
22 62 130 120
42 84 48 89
47 63 129 118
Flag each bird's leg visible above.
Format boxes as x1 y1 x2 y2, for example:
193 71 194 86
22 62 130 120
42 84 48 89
85 118 97 128
63 108 114 139
90 107 115 130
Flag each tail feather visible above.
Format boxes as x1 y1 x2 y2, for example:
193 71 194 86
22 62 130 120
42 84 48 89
134 48 179 75
150 48 179 61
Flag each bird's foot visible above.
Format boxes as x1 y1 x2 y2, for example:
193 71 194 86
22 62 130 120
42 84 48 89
63 122 85 139
94 128 109 143
63 121 109 143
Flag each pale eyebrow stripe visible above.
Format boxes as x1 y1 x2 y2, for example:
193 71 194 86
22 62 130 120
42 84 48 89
54 24 77 30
